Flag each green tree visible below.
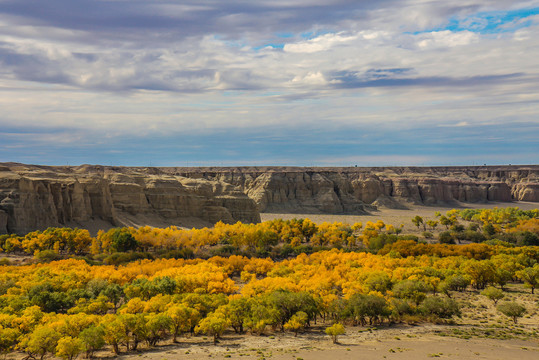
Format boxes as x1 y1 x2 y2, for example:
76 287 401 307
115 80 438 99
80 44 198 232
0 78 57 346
345 294 390 326
393 280 428 305
438 231 455 244
364 272 392 293
412 216 424 230
481 286 504 305
108 228 138 253
426 220 438 231
516 265 539 294
79 326 105 359
144 313 171 347
419 296 461 319
497 302 526 324
217 298 250 334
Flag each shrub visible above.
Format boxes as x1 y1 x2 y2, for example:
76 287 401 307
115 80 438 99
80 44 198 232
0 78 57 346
438 231 455 244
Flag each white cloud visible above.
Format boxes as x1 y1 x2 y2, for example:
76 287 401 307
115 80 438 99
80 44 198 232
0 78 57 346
291 71 327 85
416 30 479 49
283 32 357 53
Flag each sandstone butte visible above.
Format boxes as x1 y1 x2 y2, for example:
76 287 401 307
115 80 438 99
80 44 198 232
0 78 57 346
0 163 538 234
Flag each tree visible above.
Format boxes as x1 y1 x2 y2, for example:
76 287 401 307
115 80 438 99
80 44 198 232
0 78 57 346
345 294 390 326
439 216 451 230
79 326 105 359
325 323 345 344
393 280 428 305
56 336 84 360
364 272 392 293
516 265 539 294
110 228 138 252
438 275 470 298
462 260 496 290
426 220 438 231
244 298 273 336
481 286 504 305
411 216 424 230
284 311 308 336
22 326 61 360
419 296 461 319
101 316 127 354
0 328 20 357
195 312 229 344
166 304 200 342
144 313 172 347
497 302 526 324
217 298 249 334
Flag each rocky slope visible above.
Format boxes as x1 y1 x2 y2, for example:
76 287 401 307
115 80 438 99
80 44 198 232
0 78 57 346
1 164 537 234
0 163 260 234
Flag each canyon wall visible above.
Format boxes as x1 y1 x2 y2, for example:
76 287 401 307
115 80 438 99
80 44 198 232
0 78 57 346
169 165 539 213
1 163 537 234
0 163 260 234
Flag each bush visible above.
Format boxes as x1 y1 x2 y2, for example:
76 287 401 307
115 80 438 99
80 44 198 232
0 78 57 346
438 231 455 244
458 230 486 243
516 231 539 246
399 235 419 242
161 248 195 259
483 223 497 237
103 252 154 265
422 231 434 239
34 250 63 262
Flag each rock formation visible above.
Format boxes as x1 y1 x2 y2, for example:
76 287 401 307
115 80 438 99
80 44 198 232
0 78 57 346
168 165 539 213
0 163 537 234
0 163 260 234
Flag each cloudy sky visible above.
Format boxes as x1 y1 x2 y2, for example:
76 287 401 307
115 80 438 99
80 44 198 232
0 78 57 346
1 0 538 167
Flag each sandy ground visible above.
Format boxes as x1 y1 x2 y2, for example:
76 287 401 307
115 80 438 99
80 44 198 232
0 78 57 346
110 324 539 360
261 202 539 234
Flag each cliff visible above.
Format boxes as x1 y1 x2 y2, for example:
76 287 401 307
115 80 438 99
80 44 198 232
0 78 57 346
168 165 539 213
0 163 260 234
1 163 538 234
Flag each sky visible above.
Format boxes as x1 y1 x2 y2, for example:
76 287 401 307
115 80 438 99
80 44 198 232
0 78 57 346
1 0 538 167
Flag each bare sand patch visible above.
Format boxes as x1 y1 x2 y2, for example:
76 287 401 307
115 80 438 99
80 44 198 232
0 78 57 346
260 201 538 234
108 324 539 360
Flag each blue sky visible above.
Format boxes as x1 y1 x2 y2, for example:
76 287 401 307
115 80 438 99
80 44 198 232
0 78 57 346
0 0 538 166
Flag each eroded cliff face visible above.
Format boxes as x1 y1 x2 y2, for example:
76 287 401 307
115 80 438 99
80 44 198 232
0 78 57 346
168 165 539 213
1 164 537 234
0 164 260 234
